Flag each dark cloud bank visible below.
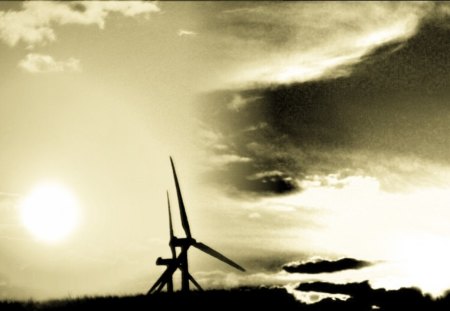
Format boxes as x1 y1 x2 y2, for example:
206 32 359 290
197 20 450 196
297 281 448 310
283 258 372 274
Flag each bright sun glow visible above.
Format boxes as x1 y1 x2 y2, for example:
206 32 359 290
20 182 79 243
393 234 450 296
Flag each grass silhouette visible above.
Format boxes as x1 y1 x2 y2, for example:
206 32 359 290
1 286 450 311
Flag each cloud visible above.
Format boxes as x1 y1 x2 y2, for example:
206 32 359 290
194 269 300 289
192 15 450 298
196 2 431 87
197 19 450 196
209 154 252 166
18 53 81 73
287 286 350 305
296 281 434 308
226 94 261 112
0 1 160 47
177 29 196 37
202 161 300 197
245 170 298 195
226 94 247 111
284 258 372 274
248 212 261 219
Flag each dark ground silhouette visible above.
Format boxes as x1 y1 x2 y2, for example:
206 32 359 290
1 286 450 311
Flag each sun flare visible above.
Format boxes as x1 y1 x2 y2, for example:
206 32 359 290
20 182 79 243
393 234 450 296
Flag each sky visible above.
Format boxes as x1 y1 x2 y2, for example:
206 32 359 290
1 0 450 303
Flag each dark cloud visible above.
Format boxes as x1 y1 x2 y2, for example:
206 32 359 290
204 161 300 196
68 2 87 13
197 19 450 196
283 258 372 274
297 281 434 309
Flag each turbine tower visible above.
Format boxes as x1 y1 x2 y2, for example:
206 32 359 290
147 157 245 294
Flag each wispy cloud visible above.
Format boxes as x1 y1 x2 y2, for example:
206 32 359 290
209 154 252 166
226 94 261 112
197 2 431 87
177 29 196 37
0 1 160 47
227 94 247 111
18 53 81 73
197 126 252 167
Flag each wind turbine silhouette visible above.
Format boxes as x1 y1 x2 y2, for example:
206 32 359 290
147 157 245 294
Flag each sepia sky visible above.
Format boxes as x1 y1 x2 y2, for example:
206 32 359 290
1 1 450 302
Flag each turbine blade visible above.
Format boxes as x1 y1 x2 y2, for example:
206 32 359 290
167 191 176 258
147 268 169 294
155 278 166 293
167 191 174 239
148 265 175 294
156 269 174 293
188 272 203 291
193 242 246 272
170 157 191 238
147 280 161 294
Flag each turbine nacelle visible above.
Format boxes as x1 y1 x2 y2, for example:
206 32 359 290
156 257 175 266
170 237 196 248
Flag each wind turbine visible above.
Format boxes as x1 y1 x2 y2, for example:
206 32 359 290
147 157 245 294
152 191 176 292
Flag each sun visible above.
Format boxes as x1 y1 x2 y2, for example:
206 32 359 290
20 182 79 243
393 234 450 296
